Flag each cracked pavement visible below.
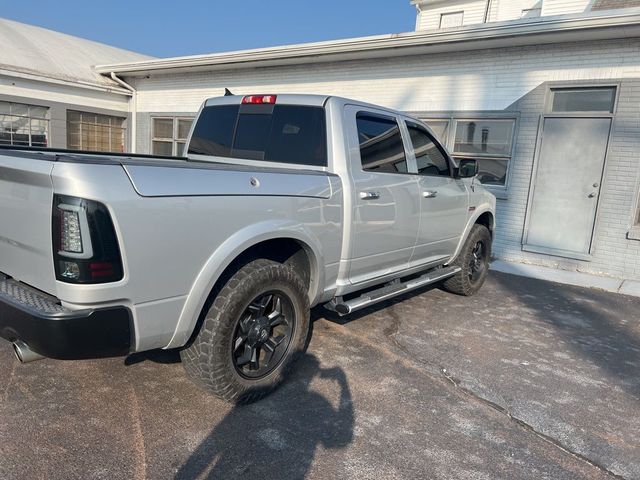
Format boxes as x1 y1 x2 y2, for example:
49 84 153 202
0 271 639 479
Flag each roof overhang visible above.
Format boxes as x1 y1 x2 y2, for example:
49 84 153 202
0 65 133 95
96 10 640 78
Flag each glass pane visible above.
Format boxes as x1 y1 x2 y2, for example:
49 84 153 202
188 105 238 157
423 120 449 142
177 119 193 140
67 111 81 123
97 114 110 126
407 123 450 176
152 140 173 156
67 132 81 150
111 127 124 152
153 118 173 139
176 142 186 156
29 106 48 118
11 103 28 116
455 157 508 186
454 119 514 157
551 88 616 113
356 113 407 174
440 11 463 28
0 102 10 115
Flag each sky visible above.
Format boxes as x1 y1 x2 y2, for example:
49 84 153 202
2 1 416 58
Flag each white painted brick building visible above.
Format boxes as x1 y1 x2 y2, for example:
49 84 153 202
5 1 640 283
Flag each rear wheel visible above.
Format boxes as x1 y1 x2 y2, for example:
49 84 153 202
180 259 310 403
442 224 491 296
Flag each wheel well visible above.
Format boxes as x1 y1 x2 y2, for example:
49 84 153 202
475 212 494 236
185 238 314 349
215 238 313 301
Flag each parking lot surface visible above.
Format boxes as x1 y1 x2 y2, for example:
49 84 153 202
1 271 638 479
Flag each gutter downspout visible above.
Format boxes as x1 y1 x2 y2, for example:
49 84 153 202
110 72 137 153
484 0 492 23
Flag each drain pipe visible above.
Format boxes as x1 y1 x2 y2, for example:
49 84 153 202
483 0 492 23
110 72 137 154
13 341 44 363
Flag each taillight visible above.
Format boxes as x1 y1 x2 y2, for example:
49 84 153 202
52 195 123 284
242 95 277 105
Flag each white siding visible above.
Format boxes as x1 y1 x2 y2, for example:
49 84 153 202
416 0 488 30
131 38 640 281
415 0 593 31
541 0 592 16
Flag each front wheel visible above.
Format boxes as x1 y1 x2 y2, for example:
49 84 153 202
180 259 310 403
442 224 492 296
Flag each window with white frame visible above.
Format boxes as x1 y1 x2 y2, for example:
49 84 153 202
521 7 541 18
152 117 193 157
67 111 126 152
0 101 49 147
439 11 464 29
423 116 516 187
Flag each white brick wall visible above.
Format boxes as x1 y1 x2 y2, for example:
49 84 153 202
129 38 640 281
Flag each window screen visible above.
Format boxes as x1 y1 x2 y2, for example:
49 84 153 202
356 113 407 174
188 104 327 167
407 122 450 177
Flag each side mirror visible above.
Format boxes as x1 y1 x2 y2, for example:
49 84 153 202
457 159 478 178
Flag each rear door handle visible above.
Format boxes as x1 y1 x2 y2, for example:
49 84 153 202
422 191 438 198
360 191 380 200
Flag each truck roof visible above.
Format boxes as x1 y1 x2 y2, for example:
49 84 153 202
203 93 410 118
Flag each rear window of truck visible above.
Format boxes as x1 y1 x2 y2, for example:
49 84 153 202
188 104 327 167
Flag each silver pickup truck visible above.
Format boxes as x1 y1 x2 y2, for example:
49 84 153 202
0 94 495 402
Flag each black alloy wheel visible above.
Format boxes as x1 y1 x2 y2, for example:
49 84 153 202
232 292 295 379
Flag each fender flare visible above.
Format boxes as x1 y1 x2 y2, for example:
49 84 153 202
166 220 324 349
447 205 495 264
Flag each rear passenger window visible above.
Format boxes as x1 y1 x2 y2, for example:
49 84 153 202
356 113 408 174
188 104 327 167
407 122 450 177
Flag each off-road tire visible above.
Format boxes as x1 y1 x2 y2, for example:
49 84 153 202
442 224 492 296
180 259 310 403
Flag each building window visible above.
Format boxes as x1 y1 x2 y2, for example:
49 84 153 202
439 11 464 29
152 117 193 157
521 8 542 18
67 111 126 152
423 117 516 187
422 119 450 142
0 101 49 147
550 87 616 113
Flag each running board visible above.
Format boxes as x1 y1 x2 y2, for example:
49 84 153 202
327 266 461 316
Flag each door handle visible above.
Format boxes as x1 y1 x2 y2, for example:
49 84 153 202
588 192 598 198
422 191 438 198
359 191 380 200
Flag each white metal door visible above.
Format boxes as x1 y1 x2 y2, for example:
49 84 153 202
524 116 611 258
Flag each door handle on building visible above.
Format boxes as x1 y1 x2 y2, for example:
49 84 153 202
422 191 438 198
359 191 380 200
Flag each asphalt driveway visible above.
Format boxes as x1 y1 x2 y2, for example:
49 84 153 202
0 271 638 479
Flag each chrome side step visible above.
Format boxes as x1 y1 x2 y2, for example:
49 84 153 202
327 266 461 316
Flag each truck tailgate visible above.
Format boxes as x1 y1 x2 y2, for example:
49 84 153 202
0 154 57 295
